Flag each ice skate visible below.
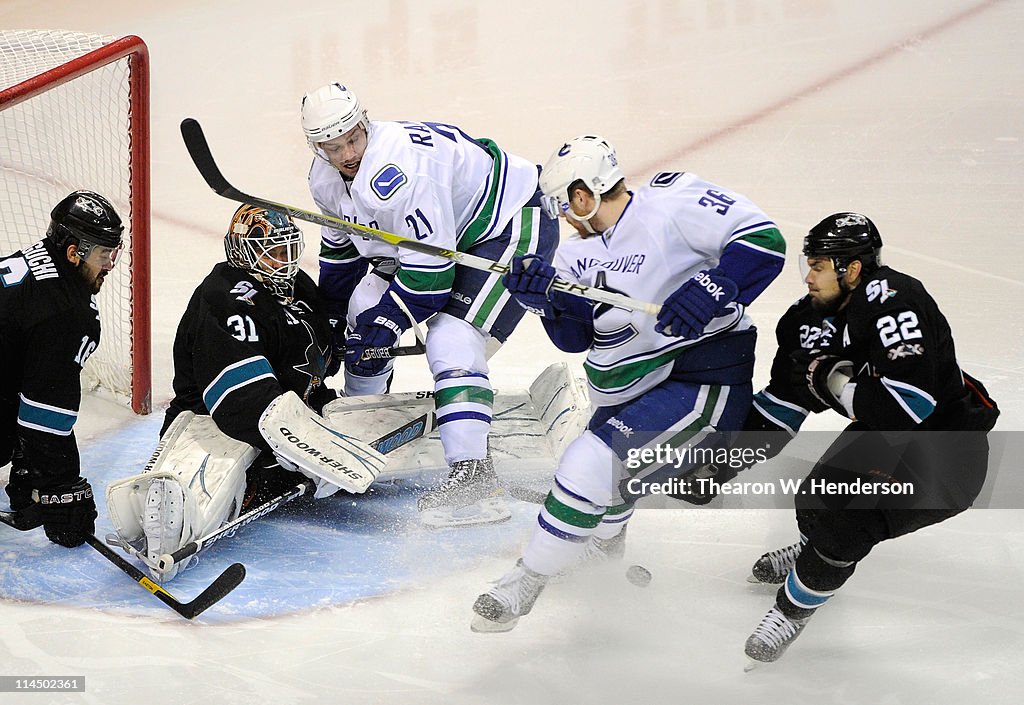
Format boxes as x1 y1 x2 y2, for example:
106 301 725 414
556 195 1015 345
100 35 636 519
744 605 810 665
748 540 804 585
418 456 499 510
554 527 628 582
471 559 549 633
418 456 511 527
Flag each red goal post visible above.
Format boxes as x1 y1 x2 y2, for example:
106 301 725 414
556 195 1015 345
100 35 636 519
1 31 151 414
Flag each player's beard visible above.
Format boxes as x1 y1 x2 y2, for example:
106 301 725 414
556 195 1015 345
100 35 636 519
77 263 108 294
809 285 849 314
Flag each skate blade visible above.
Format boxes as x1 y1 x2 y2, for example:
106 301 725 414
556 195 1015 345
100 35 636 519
421 497 512 528
743 659 764 672
470 613 519 633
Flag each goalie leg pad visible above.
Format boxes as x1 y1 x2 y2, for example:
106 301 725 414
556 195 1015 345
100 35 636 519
258 391 387 496
106 412 257 564
142 479 186 580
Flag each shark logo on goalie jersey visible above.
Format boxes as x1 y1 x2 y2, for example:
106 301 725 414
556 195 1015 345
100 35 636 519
292 320 329 404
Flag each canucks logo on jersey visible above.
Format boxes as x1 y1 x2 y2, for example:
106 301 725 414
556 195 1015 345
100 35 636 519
371 164 407 200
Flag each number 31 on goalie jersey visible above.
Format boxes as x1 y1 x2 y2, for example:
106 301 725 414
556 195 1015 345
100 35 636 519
227 314 259 342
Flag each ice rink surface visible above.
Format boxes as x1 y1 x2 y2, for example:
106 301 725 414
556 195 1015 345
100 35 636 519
1 0 1022 703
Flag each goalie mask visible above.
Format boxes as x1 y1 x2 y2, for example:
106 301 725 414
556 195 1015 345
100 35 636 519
539 135 624 231
224 204 305 300
301 82 370 156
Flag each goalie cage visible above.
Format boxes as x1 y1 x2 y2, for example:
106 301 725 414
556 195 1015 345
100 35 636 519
0 30 151 414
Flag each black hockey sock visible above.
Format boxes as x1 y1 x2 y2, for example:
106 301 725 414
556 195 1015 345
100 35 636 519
776 545 856 620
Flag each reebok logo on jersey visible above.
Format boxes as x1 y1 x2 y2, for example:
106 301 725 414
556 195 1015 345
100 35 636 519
607 417 634 437
694 272 728 300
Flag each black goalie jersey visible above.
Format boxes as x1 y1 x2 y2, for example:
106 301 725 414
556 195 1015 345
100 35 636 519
163 262 336 451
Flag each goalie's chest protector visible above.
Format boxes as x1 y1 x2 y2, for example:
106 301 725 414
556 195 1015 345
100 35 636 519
197 264 332 407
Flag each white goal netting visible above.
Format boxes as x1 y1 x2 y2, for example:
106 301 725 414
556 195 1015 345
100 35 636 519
1 30 150 413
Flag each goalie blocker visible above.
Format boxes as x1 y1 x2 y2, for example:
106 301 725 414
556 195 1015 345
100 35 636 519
107 391 387 579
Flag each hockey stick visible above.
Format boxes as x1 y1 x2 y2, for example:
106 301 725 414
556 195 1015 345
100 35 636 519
180 118 661 316
358 340 426 360
0 508 244 619
151 409 436 573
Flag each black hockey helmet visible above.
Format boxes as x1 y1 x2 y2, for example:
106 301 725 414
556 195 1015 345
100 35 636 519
803 212 882 276
46 190 124 253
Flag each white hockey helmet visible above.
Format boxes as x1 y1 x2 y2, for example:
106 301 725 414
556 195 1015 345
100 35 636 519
224 204 305 301
539 135 625 224
300 82 369 152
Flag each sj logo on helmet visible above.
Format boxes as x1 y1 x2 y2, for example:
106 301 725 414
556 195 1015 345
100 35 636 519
836 214 868 228
75 195 106 217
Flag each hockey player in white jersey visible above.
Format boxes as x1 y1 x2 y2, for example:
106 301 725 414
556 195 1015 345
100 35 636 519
300 83 558 525
472 135 786 631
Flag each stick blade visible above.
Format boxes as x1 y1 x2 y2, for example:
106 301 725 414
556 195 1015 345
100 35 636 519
178 562 246 619
180 117 235 196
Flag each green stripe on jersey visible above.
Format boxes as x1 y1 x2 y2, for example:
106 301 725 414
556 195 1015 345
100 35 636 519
396 265 456 294
319 239 360 262
470 207 535 329
584 346 685 393
739 226 785 254
457 138 505 251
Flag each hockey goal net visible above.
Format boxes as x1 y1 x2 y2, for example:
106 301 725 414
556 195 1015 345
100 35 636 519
1 31 151 414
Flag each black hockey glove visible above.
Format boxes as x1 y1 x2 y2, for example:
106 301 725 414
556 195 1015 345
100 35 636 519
36 477 97 548
324 301 347 378
791 350 852 415
788 349 830 413
4 465 43 530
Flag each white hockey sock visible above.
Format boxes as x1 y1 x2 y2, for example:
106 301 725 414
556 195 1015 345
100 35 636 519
344 368 391 396
593 504 633 540
522 524 592 576
434 371 492 463
523 480 607 575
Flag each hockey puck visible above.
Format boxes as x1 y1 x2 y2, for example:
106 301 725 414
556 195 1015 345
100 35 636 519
626 564 652 587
